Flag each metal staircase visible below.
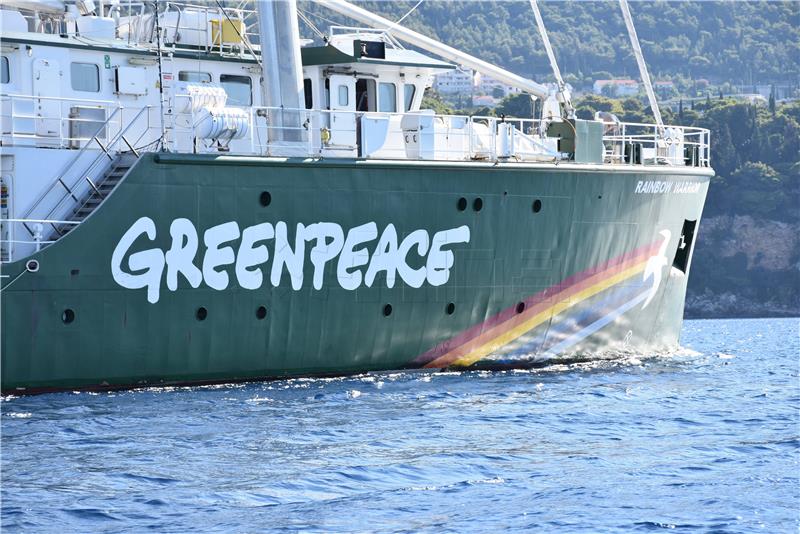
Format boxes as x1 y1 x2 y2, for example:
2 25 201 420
51 153 138 238
15 105 152 248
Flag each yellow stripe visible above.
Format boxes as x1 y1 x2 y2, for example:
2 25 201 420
451 262 647 367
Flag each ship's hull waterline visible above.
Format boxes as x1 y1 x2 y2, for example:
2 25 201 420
0 154 711 393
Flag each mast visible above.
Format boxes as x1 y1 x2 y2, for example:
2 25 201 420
528 0 573 117
618 0 663 129
256 0 306 145
318 0 551 101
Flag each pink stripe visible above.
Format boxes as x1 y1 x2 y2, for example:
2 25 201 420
412 240 662 365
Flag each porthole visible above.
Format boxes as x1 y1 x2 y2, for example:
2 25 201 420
516 302 526 314
473 197 483 212
383 303 393 317
446 302 456 315
259 191 272 207
62 308 75 324
256 306 267 320
196 306 208 321
457 197 467 211
532 199 542 213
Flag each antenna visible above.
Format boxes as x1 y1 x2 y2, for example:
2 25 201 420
153 1 167 151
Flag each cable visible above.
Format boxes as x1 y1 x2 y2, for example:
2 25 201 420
297 9 326 40
213 0 264 71
393 0 424 27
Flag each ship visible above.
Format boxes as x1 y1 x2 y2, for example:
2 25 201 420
0 0 713 394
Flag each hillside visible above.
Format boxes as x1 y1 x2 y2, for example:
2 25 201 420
299 1 800 87
299 1 800 318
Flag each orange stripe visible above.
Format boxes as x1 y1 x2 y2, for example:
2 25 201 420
424 251 652 369
450 262 646 367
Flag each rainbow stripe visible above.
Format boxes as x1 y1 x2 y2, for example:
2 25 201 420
413 239 663 369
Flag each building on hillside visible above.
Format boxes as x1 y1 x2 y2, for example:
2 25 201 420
473 72 521 98
472 94 498 108
433 67 474 95
592 79 639 97
654 81 676 98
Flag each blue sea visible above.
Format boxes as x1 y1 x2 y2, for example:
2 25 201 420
2 317 798 532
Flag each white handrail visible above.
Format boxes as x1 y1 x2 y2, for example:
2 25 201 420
2 93 710 167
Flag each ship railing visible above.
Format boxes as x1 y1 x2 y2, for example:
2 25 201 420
0 219 80 258
176 104 711 167
187 104 676 165
17 105 153 240
328 25 407 50
0 93 125 149
601 121 711 168
116 1 257 55
172 103 564 162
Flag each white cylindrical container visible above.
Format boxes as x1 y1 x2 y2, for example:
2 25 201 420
174 83 227 114
194 107 250 140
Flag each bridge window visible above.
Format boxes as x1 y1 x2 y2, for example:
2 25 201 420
404 83 416 111
179 71 211 83
71 62 99 92
1 56 8 84
355 78 375 111
220 74 252 106
379 82 397 113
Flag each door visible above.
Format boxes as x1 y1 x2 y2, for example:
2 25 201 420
32 59 62 138
328 75 356 147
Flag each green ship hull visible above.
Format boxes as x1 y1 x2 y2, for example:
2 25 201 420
0 154 711 393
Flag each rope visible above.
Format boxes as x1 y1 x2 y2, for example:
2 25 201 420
213 0 264 70
302 9 344 29
297 9 326 40
393 0 424 27
0 269 27 292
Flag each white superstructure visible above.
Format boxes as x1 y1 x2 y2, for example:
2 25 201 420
0 0 710 264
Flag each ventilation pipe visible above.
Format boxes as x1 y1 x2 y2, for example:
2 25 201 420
257 0 306 145
318 0 551 103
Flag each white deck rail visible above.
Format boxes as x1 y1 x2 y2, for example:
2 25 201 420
1 94 710 167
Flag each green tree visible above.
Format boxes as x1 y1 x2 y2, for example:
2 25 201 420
496 93 533 118
421 89 453 115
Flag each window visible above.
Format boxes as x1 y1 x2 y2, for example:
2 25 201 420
355 78 376 112
220 74 252 106
1 56 8 84
71 62 99 92
303 78 313 109
378 82 396 112
179 71 211 83
337 85 349 106
403 84 416 111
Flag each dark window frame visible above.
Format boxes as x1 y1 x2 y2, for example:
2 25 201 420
179 71 212 83
403 83 416 111
1 56 9 84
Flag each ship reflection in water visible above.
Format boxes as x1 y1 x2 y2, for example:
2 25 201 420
2 318 797 532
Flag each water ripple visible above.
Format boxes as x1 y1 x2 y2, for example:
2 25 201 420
1 318 798 532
